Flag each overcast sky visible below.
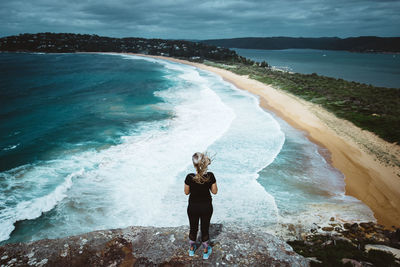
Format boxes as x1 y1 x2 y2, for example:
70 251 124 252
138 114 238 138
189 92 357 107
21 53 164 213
1 0 399 39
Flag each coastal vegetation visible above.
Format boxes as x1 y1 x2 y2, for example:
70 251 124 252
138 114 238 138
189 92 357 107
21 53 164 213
202 36 400 53
204 60 400 146
1 32 399 146
0 33 237 61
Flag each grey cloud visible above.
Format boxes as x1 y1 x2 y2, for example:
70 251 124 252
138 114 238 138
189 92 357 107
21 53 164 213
0 0 399 38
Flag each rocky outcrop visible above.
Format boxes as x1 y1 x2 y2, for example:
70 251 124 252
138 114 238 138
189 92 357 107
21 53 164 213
0 224 309 266
288 221 400 266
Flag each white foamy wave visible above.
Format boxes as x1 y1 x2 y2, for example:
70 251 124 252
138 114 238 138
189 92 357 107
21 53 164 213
94 57 286 227
0 169 83 242
4 54 372 244
0 57 237 242
104 53 191 74
70 60 236 228
251 111 376 237
148 68 286 227
195 72 285 225
2 143 20 151
0 55 286 242
272 198 375 239
7 131 21 137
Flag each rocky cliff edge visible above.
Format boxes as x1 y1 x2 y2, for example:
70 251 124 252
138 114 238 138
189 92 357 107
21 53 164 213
0 224 309 266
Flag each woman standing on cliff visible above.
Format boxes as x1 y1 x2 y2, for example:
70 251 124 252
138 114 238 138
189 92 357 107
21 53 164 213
184 152 218 259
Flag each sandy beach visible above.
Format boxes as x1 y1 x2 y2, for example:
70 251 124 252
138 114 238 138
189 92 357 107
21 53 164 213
129 54 400 228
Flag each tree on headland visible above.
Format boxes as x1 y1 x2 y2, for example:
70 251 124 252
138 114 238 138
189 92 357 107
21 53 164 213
0 32 241 63
260 60 268 68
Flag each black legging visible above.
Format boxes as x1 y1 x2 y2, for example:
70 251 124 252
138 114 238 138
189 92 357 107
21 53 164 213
187 201 213 242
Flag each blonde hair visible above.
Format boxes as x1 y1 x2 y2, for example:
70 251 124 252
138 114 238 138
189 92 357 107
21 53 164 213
192 152 212 184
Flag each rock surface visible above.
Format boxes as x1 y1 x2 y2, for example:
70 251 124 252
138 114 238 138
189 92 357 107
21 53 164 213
0 224 309 266
288 221 400 266
365 244 400 260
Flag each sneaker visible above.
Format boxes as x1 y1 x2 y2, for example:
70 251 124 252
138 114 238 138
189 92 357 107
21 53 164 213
203 246 212 259
189 244 197 256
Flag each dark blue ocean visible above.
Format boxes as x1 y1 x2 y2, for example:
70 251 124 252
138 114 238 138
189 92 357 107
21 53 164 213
233 48 400 88
0 53 172 172
0 53 374 244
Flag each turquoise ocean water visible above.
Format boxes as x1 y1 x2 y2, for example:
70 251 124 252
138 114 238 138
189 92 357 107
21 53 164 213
233 48 400 88
0 53 374 244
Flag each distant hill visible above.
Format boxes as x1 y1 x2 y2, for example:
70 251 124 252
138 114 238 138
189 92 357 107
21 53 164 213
0 33 238 62
201 37 400 53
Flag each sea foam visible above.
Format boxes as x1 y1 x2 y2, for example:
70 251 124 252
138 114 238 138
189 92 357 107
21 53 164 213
0 55 239 241
0 166 84 242
0 54 373 244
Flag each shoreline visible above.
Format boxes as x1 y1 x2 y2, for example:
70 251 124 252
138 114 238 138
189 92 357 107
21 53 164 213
128 53 400 228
